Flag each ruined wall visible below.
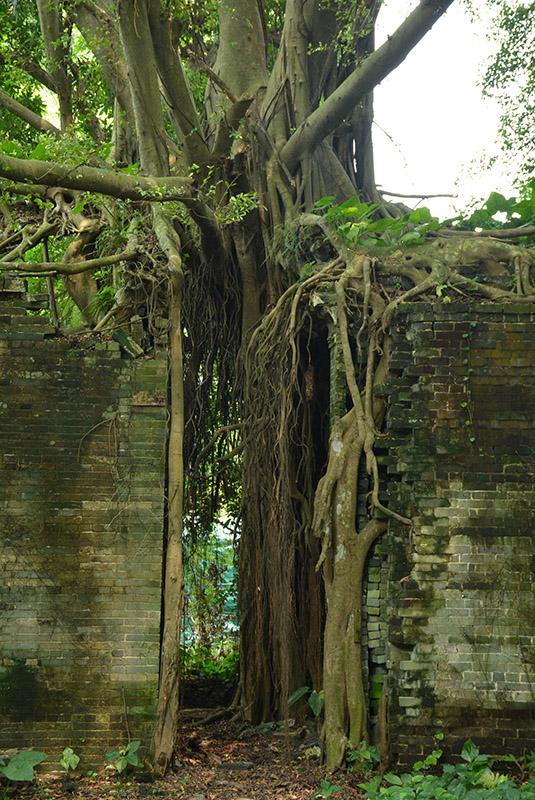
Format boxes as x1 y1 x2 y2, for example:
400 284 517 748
0 288 167 763
383 302 535 765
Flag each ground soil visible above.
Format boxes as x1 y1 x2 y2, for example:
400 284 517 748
13 716 366 800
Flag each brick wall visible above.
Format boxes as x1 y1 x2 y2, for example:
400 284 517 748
383 303 535 765
0 289 167 764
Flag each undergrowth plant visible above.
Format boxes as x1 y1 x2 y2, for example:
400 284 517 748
59 747 80 773
105 740 142 775
360 739 535 800
346 741 380 777
315 779 343 798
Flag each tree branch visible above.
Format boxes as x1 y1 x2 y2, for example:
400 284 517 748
37 0 73 129
441 225 535 239
0 52 56 92
0 250 138 275
281 0 454 172
69 1 135 126
379 188 456 199
189 57 238 104
147 0 211 166
0 154 190 201
0 89 62 139
118 0 169 176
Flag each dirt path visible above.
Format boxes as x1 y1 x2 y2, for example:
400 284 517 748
17 718 365 800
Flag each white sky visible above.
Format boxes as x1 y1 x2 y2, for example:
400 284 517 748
374 1 515 219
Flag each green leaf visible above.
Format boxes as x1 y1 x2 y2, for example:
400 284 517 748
367 218 396 233
358 775 381 794
468 209 495 229
127 740 141 754
60 747 80 771
288 685 310 706
317 779 342 797
360 237 382 247
115 756 128 774
384 773 404 785
461 739 480 763
1 140 25 158
105 749 121 761
371 680 384 699
314 196 335 209
30 140 51 160
408 207 434 224
120 162 140 175
400 231 423 245
478 767 499 788
308 689 324 718
485 191 510 215
1 751 48 782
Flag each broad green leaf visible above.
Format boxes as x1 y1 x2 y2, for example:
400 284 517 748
115 756 128 773
400 231 423 244
2 750 48 782
357 774 381 794
314 196 335 209
29 140 51 160
60 747 80 771
408 207 433 224
467 209 494 228
485 191 510 215
384 772 403 785
1 140 25 157
367 218 396 233
461 739 480 763
288 685 310 706
308 689 324 718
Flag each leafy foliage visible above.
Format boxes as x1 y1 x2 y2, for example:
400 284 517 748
181 645 239 682
479 1 534 179
315 779 342 798
360 739 535 799
346 741 380 777
452 180 535 235
0 0 45 148
314 196 441 247
182 526 238 661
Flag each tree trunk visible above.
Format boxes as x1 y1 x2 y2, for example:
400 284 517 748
151 232 184 774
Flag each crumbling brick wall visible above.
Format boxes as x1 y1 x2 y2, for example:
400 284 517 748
0 289 167 764
384 302 535 765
